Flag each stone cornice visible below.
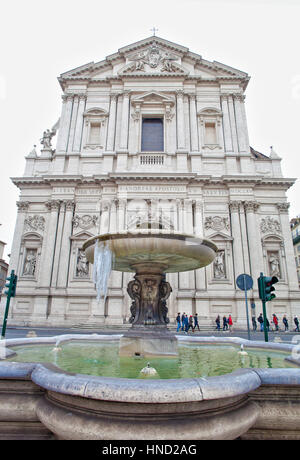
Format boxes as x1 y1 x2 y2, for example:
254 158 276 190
11 173 296 193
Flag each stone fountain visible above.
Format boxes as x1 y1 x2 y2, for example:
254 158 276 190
82 229 218 357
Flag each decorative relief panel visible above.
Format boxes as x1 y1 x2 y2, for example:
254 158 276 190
260 216 281 234
73 214 98 230
24 215 45 232
205 216 230 232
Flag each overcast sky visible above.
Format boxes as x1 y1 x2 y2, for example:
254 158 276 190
0 0 299 259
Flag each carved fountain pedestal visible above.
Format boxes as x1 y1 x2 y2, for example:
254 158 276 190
83 230 218 357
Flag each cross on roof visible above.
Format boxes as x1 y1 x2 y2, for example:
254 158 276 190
150 27 159 36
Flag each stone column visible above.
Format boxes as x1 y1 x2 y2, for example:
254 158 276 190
119 91 130 151
39 200 60 288
229 201 245 278
194 200 206 290
51 201 66 287
106 94 118 152
227 95 239 153
73 95 86 152
239 203 251 275
109 199 118 233
118 199 126 232
184 199 194 233
189 95 199 152
56 95 73 153
68 95 79 152
100 200 111 234
9 202 30 273
244 201 263 281
57 200 75 288
233 94 248 153
176 90 186 151
277 202 299 290
220 94 233 153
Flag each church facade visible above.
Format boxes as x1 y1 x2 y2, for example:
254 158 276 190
4 36 300 328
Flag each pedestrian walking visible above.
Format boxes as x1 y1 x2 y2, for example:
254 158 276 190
215 315 221 331
252 316 257 331
283 315 289 332
181 312 186 331
257 313 264 332
222 316 228 331
193 313 200 331
176 312 181 332
266 317 270 332
228 314 233 332
184 314 189 333
294 316 300 332
187 315 194 333
272 314 279 331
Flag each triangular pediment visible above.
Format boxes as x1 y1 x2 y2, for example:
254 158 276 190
58 36 249 88
131 91 175 106
207 231 233 241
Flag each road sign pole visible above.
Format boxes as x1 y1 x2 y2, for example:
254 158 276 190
1 295 11 340
262 298 269 343
243 274 251 341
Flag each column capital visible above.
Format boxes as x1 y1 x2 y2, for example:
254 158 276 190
45 200 61 211
276 202 290 214
16 201 30 212
244 200 259 213
229 200 242 212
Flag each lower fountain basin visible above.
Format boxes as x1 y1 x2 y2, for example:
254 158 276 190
1 334 300 440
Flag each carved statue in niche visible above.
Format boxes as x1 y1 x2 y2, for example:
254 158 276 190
268 252 281 278
76 250 89 278
23 249 37 276
213 250 226 279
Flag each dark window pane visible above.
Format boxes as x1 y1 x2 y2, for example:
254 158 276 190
141 118 164 152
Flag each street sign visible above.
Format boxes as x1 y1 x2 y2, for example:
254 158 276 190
236 273 253 291
236 274 253 341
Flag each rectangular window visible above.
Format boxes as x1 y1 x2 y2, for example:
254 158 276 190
89 123 101 144
141 118 164 152
205 122 217 145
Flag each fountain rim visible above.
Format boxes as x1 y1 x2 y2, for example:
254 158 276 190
82 230 218 254
1 334 300 404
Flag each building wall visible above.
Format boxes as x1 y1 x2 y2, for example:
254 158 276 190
3 37 300 328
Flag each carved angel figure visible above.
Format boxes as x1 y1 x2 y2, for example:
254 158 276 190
213 251 226 279
76 250 89 277
160 52 178 72
40 129 55 149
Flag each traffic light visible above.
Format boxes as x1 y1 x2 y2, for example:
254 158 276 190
258 273 278 302
4 271 17 297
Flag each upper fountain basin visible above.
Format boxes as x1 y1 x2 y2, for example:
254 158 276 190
83 230 218 273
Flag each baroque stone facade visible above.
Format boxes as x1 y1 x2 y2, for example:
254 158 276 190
3 36 300 328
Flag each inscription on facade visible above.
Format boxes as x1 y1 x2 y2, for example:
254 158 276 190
119 185 186 193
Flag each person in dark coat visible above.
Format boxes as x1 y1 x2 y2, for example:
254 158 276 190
252 316 257 331
283 315 289 331
176 313 181 332
181 312 186 331
257 313 264 332
187 315 194 333
193 313 200 331
215 315 221 331
223 316 228 331
294 316 300 332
